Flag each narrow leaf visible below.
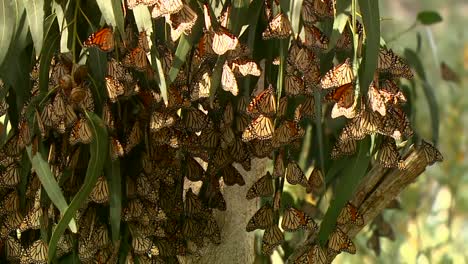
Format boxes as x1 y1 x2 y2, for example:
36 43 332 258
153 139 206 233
327 1 351 51
95 0 124 35
27 146 77 233
417 11 442 25
358 0 380 94
48 112 108 262
317 138 371 246
23 0 44 56
0 1 15 65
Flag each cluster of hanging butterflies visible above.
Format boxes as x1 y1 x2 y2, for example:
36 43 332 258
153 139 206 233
0 0 445 262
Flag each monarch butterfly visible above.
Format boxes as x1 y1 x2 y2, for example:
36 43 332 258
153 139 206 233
211 147 233 172
293 244 328 264
246 171 274 200
306 167 324 194
301 0 318 26
184 157 205 182
0 97 8 117
331 99 358 119
77 85 95 112
377 136 405 169
339 108 381 141
221 62 239 95
123 47 149 71
125 120 143 154
107 58 127 81
89 176 109 204
373 214 396 241
337 202 364 227
202 177 227 211
69 117 93 145
150 111 178 132
320 58 354 89
131 236 153 255
272 120 305 148
367 230 381 256
247 85 276 118
204 216 222 244
229 138 248 163
182 108 209 132
249 138 274 159
309 0 334 18
211 28 239 56
151 0 183 18
22 239 48 264
287 41 318 74
286 160 309 188
242 114 274 142
262 225 284 255
273 151 285 178
378 105 413 140
184 188 205 217
328 227 356 254
331 139 357 159
122 199 144 222
281 206 318 232
377 47 413 79
230 58 262 77
380 80 407 105
183 218 203 239
137 30 150 52
0 163 20 187
91 224 110 249
262 13 293 40
221 124 235 148
109 137 124 161
0 211 22 237
222 164 245 186
136 173 160 204
5 235 23 261
368 81 387 116
105 76 125 103
168 4 198 41
84 27 114 52
246 203 274 232
304 25 329 50
18 206 42 232
419 140 443 165
285 73 306 96
440 62 460 83
222 102 235 126
326 82 354 109
0 190 19 215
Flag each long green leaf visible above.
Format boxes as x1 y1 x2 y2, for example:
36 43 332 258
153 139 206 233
358 0 380 95
23 0 44 56
39 25 59 93
95 0 124 36
27 146 77 233
404 49 439 144
48 112 108 262
327 0 350 51
0 1 15 66
317 137 370 246
168 10 203 83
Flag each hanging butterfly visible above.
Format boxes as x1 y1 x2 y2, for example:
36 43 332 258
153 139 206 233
273 151 285 178
380 80 407 105
124 120 143 154
0 190 19 215
306 167 324 194
21 239 48 264
184 157 205 182
262 13 293 40
286 160 309 188
373 214 396 241
221 62 239 95
419 140 443 165
377 47 413 79
204 217 222 244
339 107 381 141
246 171 274 199
309 0 334 18
272 119 305 148
281 205 318 232
246 203 274 232
377 105 413 140
105 76 125 103
84 27 114 52
440 62 460 83
327 227 356 254
5 235 23 261
221 164 245 186
167 4 198 41
367 230 381 256
110 137 124 161
182 218 203 239
293 244 328 264
304 25 329 50
287 40 318 74
230 58 262 77
181 108 209 132
151 0 184 18
89 176 109 204
150 111 178 132
337 202 364 227
123 47 149 71
320 58 354 89
241 114 274 142
331 138 357 159
0 211 23 237
377 136 405 169
285 73 306 96
69 117 93 145
301 0 318 26
248 138 274 159
247 85 276 117
261 225 284 255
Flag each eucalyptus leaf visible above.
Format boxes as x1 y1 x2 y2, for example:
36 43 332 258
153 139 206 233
0 1 15 66
23 0 44 56
417 11 443 25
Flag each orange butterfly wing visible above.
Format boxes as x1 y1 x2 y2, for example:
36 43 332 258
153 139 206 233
84 28 114 52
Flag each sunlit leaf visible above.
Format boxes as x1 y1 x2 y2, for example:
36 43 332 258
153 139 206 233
24 0 44 56
417 11 442 25
0 1 15 65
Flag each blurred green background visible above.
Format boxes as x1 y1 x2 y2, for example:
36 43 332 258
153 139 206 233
335 0 468 263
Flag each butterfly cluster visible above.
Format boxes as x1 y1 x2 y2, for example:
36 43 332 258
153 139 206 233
0 0 444 262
